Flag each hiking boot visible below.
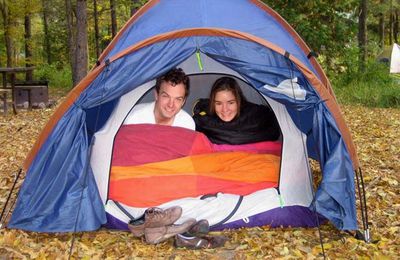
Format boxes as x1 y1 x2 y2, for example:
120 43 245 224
175 234 228 249
145 218 196 244
128 206 182 237
128 218 146 237
145 206 182 228
186 219 209 236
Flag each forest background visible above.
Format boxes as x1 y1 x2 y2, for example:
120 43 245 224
0 0 399 108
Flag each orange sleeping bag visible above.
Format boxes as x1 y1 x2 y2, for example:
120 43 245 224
109 124 281 207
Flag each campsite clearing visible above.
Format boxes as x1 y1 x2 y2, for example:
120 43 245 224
0 95 398 259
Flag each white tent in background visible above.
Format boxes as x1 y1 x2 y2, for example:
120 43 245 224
390 43 400 73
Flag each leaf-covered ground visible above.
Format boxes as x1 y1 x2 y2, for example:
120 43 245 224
0 92 399 259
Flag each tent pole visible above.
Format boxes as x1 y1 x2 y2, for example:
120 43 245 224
68 69 109 259
359 168 370 242
284 54 326 258
0 189 20 229
355 167 371 243
308 105 327 258
0 168 22 229
68 135 97 260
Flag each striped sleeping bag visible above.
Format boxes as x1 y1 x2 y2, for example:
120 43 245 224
109 124 282 208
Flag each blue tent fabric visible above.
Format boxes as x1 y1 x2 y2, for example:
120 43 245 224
9 1 358 232
312 104 357 229
9 108 105 231
9 39 197 232
105 0 318 78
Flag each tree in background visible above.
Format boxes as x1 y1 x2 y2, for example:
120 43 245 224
24 0 42 80
131 0 143 16
378 1 386 48
24 13 32 80
389 0 394 43
42 0 51 64
65 0 76 85
110 0 117 38
388 0 400 44
0 0 14 67
74 0 88 86
93 0 100 59
266 0 358 74
367 0 400 59
0 0 398 88
358 0 368 71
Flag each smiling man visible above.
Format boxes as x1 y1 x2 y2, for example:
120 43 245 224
124 68 195 130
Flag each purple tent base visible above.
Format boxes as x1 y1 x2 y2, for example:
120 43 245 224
103 213 130 230
211 205 327 230
103 206 326 231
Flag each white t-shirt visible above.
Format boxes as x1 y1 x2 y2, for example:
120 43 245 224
124 102 195 130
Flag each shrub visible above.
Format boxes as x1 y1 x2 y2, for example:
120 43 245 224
34 63 73 89
332 61 400 108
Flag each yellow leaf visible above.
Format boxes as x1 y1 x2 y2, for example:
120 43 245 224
235 244 248 250
298 246 312 253
293 249 304 257
280 246 289 256
322 243 333 249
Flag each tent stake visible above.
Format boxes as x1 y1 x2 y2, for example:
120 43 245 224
355 167 371 243
0 190 20 229
0 168 22 228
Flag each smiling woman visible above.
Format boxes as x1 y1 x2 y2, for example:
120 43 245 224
213 90 239 122
210 77 242 122
193 77 281 145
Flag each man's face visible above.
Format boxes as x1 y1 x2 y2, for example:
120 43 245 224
154 81 186 124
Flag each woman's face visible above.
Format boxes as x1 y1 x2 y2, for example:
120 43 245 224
214 90 238 122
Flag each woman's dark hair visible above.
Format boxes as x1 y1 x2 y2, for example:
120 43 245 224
155 68 190 98
209 77 246 117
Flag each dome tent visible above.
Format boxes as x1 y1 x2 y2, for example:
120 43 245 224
8 0 364 234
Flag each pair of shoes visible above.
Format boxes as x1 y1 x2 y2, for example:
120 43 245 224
145 218 196 244
128 206 182 237
186 219 209 236
175 234 228 249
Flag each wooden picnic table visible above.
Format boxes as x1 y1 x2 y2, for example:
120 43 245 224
0 67 35 115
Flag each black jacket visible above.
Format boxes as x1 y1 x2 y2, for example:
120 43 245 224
193 99 280 145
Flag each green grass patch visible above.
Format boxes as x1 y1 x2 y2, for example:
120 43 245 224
34 64 73 89
332 62 400 108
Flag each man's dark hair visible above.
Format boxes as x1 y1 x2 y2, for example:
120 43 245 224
155 68 190 98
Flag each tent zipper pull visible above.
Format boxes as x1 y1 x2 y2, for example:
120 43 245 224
196 50 204 71
278 194 285 208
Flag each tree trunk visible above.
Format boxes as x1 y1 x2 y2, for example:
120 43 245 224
0 1 13 67
358 0 367 72
25 15 33 81
110 0 117 38
378 0 385 49
74 0 88 86
389 0 393 45
394 10 399 43
42 0 52 64
66 0 76 86
93 0 100 58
